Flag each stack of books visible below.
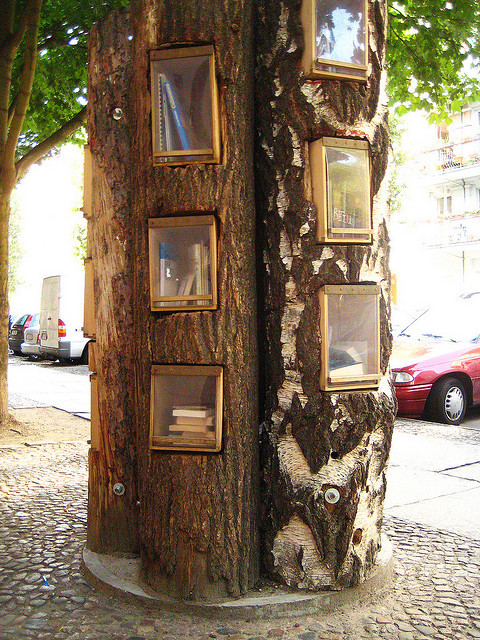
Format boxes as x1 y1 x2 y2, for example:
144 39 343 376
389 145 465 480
168 405 215 440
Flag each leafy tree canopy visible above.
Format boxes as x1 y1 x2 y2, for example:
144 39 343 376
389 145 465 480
7 0 129 164
388 0 480 122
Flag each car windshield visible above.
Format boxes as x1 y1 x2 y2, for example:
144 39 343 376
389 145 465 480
399 296 480 343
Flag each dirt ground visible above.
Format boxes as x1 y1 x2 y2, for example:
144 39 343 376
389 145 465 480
0 407 90 446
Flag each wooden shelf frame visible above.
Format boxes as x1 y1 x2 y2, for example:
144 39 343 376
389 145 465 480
300 0 368 81
150 45 221 166
319 284 381 391
310 137 373 245
148 214 218 312
150 364 223 453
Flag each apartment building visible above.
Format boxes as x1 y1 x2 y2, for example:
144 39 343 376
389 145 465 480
391 104 480 312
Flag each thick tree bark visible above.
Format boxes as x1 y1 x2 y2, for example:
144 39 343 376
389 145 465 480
255 0 395 589
86 0 259 599
128 0 258 600
85 7 139 554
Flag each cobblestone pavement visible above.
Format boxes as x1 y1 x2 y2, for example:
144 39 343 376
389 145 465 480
1 441 480 640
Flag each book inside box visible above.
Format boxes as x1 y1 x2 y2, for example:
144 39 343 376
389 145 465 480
150 46 220 165
149 216 217 311
150 366 222 452
168 406 215 440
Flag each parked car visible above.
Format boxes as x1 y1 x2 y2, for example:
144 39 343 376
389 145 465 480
391 304 424 338
21 322 42 360
9 313 38 355
39 275 90 364
391 293 480 425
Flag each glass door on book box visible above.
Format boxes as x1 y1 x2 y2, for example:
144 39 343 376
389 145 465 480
148 215 217 311
150 45 221 166
319 284 380 391
150 365 223 452
300 0 368 81
310 137 372 244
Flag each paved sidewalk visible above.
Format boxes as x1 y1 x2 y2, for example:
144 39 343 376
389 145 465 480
8 357 90 418
385 418 480 539
1 432 480 639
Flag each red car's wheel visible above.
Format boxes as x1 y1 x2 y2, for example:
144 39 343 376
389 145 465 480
427 377 467 425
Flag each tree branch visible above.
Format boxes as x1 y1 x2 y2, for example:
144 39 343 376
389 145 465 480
0 0 29 151
38 25 88 51
2 1 32 56
15 104 86 182
388 24 424 66
7 92 17 128
4 0 42 167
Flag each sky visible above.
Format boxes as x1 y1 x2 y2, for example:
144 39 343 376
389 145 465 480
10 144 85 318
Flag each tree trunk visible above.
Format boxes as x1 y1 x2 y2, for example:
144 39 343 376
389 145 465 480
86 6 139 554
86 0 394 599
128 0 258 600
86 0 259 599
255 0 395 589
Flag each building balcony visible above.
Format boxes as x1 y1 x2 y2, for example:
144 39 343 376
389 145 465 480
419 137 480 186
423 211 480 248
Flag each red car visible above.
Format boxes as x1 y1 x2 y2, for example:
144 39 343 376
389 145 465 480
391 293 480 425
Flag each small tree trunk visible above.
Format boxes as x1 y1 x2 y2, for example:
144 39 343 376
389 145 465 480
0 187 11 425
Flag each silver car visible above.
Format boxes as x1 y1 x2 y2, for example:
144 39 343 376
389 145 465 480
21 324 42 360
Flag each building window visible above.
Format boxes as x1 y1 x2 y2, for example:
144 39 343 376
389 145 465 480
446 196 452 216
462 108 472 125
437 196 452 218
437 197 444 217
437 123 449 142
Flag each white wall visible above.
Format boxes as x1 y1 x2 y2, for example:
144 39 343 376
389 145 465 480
10 145 84 318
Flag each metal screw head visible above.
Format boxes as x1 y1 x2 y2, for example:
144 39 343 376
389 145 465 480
113 482 125 496
112 108 123 120
324 487 341 504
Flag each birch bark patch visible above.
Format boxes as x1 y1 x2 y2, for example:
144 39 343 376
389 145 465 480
272 514 333 589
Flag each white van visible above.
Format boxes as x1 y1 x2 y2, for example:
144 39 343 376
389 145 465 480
39 275 90 363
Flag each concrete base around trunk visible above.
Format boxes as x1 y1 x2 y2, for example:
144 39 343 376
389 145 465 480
82 534 394 620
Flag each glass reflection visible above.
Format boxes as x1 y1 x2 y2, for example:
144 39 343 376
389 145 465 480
325 145 369 231
316 0 365 67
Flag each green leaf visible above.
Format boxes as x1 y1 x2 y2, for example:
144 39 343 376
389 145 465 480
388 0 480 118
